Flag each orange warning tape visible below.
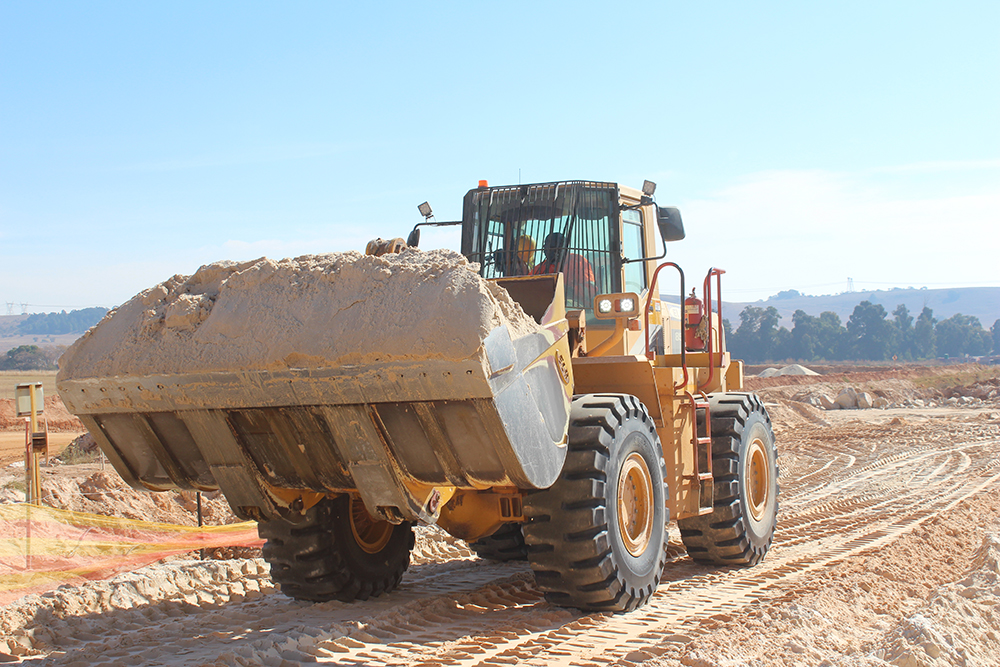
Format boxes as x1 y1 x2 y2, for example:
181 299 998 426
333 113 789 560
0 503 263 606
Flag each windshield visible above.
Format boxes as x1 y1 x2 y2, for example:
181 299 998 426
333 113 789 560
463 181 620 312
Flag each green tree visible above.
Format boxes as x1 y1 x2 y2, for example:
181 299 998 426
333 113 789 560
847 301 893 360
790 310 818 360
992 319 1000 354
0 345 57 371
730 306 783 362
773 326 792 360
817 312 848 360
787 310 848 361
913 307 936 359
935 314 991 357
892 304 914 359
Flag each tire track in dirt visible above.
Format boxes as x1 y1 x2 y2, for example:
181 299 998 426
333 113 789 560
21 432 1000 666
298 437 1000 667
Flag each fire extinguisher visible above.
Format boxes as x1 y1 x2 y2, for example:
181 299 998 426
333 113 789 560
685 288 706 351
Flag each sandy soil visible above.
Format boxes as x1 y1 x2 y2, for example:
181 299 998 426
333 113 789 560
58 249 537 380
2 365 1000 666
0 393 87 467
0 433 85 468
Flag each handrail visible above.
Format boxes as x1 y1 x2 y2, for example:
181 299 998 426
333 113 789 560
643 262 686 390
698 268 726 392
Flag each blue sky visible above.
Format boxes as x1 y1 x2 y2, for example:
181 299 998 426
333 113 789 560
2 1 998 313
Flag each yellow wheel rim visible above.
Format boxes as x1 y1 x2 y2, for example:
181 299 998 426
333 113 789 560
745 438 770 522
618 453 655 557
349 496 393 554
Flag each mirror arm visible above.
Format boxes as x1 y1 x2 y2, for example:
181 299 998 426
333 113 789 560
410 220 462 231
406 220 463 247
619 195 654 212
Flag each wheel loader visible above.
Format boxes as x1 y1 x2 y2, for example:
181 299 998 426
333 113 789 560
57 179 778 612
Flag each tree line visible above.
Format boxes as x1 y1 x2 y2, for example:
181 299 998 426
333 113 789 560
17 307 107 335
726 301 1000 363
0 345 61 371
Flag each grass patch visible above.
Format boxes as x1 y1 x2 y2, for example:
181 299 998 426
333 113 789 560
57 447 103 466
912 365 1000 391
55 434 102 465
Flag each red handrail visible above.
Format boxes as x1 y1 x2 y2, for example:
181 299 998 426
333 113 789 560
643 262 686 390
698 268 726 392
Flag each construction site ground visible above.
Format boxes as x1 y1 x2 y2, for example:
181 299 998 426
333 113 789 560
2 363 1000 666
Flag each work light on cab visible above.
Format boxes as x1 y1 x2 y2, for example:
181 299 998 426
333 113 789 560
593 292 641 319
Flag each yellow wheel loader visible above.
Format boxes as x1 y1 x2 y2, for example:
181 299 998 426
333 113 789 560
57 179 778 612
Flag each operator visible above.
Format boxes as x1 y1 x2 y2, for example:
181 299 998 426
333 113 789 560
492 234 537 276
530 232 597 307
516 234 536 272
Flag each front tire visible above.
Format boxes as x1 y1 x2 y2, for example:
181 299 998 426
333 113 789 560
523 394 669 612
678 393 778 565
259 494 414 602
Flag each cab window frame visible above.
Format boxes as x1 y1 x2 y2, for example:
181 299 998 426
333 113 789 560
621 208 646 295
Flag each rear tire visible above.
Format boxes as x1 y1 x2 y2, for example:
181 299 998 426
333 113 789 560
259 495 414 602
678 393 778 565
468 523 527 561
523 394 669 612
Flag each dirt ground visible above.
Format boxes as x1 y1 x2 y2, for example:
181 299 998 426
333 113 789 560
2 364 1000 666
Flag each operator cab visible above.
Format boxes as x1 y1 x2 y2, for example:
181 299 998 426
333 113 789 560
460 180 666 327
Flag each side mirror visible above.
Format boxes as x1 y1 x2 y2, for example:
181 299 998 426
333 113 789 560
657 207 685 242
406 227 421 248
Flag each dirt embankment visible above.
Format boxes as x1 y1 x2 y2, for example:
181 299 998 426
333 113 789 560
0 395 86 467
0 396 83 432
748 365 932 391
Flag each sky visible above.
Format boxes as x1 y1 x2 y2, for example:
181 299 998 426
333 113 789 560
2 1 998 314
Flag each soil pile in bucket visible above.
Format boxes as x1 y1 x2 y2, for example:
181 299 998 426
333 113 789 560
58 249 540 381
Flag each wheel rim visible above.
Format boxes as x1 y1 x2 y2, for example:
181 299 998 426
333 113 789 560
618 453 655 557
745 437 770 522
349 496 393 554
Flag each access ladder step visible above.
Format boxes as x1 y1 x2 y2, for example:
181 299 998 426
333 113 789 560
693 397 713 511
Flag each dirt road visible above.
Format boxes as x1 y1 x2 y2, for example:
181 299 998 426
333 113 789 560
5 403 999 666
0 432 85 467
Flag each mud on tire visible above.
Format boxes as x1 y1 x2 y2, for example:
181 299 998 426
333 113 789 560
678 392 778 565
523 394 669 612
259 495 414 602
468 523 528 561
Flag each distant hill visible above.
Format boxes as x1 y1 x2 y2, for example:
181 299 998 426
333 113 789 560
17 307 108 335
720 287 1000 328
0 315 26 336
0 308 108 353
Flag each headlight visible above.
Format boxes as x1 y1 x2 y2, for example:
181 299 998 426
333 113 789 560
593 292 642 319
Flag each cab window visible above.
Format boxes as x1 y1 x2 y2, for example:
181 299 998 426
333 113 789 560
622 209 646 294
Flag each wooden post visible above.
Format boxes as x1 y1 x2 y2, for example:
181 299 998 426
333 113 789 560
197 492 206 560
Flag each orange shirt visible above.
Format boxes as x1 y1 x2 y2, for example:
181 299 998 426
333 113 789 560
530 253 596 284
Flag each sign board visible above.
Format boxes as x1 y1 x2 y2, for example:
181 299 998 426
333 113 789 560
15 383 44 417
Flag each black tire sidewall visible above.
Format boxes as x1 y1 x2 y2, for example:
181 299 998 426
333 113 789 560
738 413 778 550
606 421 667 584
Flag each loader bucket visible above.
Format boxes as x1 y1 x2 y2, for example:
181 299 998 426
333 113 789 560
58 253 572 525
